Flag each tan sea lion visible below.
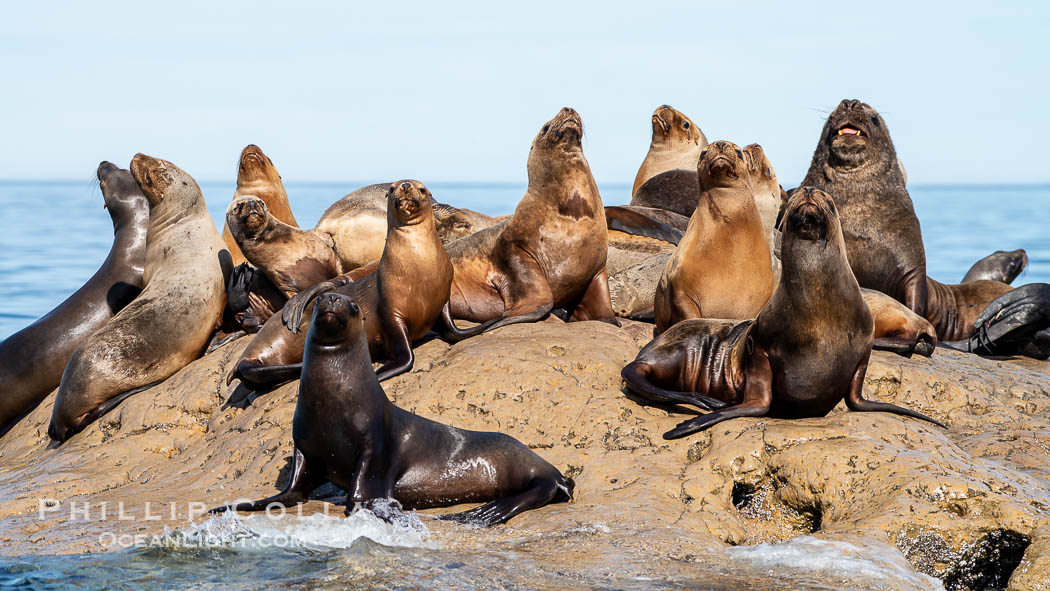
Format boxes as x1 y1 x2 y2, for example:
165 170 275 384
653 141 774 334
0 163 148 437
211 293 574 525
622 188 945 439
441 108 617 334
798 99 928 316
228 180 453 387
631 105 707 198
221 145 298 265
312 184 392 271
741 144 784 244
225 196 344 296
862 288 936 357
48 155 229 444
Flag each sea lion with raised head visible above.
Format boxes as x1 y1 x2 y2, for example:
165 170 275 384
226 196 344 296
0 163 148 437
622 188 945 440
962 249 1027 284
220 145 298 265
211 293 574 525
798 99 928 316
440 108 617 335
653 141 774 334
48 155 229 444
630 105 707 217
228 180 453 387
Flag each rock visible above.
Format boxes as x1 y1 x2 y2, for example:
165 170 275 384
609 251 669 318
2 318 1050 589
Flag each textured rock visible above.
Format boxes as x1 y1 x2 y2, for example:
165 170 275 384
2 317 1050 589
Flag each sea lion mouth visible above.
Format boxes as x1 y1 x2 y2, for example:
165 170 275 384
788 202 830 242
652 113 670 134
836 124 866 137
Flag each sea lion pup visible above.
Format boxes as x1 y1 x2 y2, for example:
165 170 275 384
622 188 946 440
221 144 298 265
212 293 574 525
630 105 707 217
962 249 1028 284
0 163 148 437
226 196 344 296
228 180 452 387
862 288 936 357
653 141 774 334
941 283 1050 359
48 155 228 444
798 99 928 316
432 201 498 243
440 107 617 335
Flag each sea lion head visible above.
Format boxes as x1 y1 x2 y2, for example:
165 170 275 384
309 292 361 347
696 140 747 190
432 202 478 242
532 107 584 153
741 144 776 183
387 180 433 226
651 105 704 148
821 99 895 171
226 196 271 239
237 144 281 186
97 161 147 219
781 187 841 248
130 154 201 210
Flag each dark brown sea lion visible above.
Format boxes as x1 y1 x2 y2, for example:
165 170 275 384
653 141 774 334
0 163 148 437
622 188 945 440
48 155 229 444
962 249 1027 284
228 180 452 387
442 108 616 334
630 105 707 210
221 145 298 266
798 99 928 316
226 196 344 296
211 293 574 525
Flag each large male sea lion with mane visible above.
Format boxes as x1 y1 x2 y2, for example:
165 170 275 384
0 163 148 437
212 292 574 526
622 188 945 440
48 155 228 444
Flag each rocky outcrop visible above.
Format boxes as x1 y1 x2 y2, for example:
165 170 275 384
2 316 1050 589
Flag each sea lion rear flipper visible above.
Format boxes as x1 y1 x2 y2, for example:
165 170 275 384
843 357 946 428
209 447 321 513
282 278 349 332
438 473 567 527
230 361 303 388
437 303 501 342
605 206 683 245
568 269 619 325
872 335 934 358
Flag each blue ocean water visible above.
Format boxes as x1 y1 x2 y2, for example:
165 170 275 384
1 180 1046 341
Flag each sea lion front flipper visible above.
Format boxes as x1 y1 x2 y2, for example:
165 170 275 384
375 322 414 382
620 361 728 411
229 361 303 388
282 278 347 332
209 447 321 513
843 356 946 428
604 206 683 245
872 335 935 358
946 284 1050 356
568 268 619 325
439 474 565 527
663 346 773 440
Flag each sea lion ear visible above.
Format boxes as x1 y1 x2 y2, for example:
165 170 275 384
746 335 755 355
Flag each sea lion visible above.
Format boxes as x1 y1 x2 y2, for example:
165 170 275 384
226 196 344 296
220 145 298 265
941 283 1050 359
441 108 617 334
653 141 774 334
962 249 1028 284
740 144 784 246
211 293 574 525
862 288 936 357
312 183 391 271
0 163 148 437
432 201 498 243
925 278 1014 341
228 180 452 387
631 105 707 207
798 99 928 316
48 155 229 444
622 188 945 439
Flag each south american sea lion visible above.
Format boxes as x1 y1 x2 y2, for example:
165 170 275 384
962 249 1027 284
220 145 298 266
629 105 707 217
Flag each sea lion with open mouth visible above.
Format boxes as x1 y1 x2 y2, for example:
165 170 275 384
622 188 946 440
211 292 574 526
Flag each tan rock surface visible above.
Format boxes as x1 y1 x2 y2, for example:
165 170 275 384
2 317 1050 589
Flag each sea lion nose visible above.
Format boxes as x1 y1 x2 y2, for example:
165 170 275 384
399 181 413 193
562 107 576 115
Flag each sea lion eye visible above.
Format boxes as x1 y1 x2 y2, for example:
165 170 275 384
542 125 550 133
682 121 690 130
870 115 880 128
735 149 743 158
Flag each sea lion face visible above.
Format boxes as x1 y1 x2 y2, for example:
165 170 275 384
387 180 432 225
130 154 199 209
97 161 146 216
238 144 282 185
783 187 837 243
226 196 270 238
533 107 583 153
651 105 702 147
309 293 360 346
697 140 747 189
742 144 775 182
433 204 477 242
824 99 891 169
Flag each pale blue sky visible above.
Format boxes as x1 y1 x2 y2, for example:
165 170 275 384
2 1 1047 185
